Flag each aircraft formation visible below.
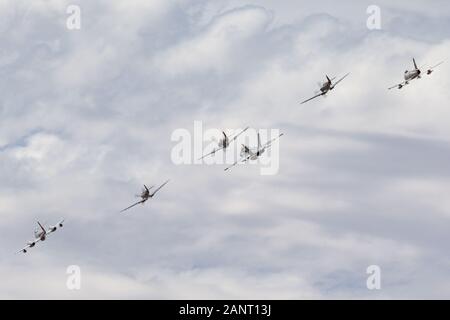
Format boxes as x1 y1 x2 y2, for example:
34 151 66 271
16 57 444 254
300 58 444 103
224 132 284 172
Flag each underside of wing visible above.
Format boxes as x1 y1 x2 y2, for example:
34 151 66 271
388 81 408 90
331 73 350 89
17 239 40 253
263 133 284 149
224 159 239 171
198 146 225 160
120 200 144 213
230 126 250 142
17 246 30 254
224 155 251 172
388 83 402 90
428 61 444 71
18 245 30 253
151 180 170 196
300 92 324 104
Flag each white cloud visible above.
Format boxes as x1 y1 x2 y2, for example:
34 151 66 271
1 0 450 299
153 6 272 75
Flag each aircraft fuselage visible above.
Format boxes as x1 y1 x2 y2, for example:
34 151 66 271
219 138 229 149
321 81 331 93
404 69 421 81
253 150 264 159
242 147 265 160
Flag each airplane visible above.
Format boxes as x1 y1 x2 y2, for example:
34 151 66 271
120 180 170 213
17 219 65 254
224 132 284 171
388 58 444 90
300 73 350 104
199 126 250 160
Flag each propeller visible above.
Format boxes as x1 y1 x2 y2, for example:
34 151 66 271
426 61 444 75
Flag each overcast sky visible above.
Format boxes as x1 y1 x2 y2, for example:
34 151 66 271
1 0 450 299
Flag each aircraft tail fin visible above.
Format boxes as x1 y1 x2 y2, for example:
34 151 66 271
257 132 261 151
413 58 418 70
37 221 46 234
326 75 332 83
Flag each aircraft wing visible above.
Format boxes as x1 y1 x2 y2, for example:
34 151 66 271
151 180 170 196
120 200 145 213
230 126 250 142
388 82 404 90
388 80 411 90
17 239 40 254
263 133 284 149
300 92 324 104
428 61 444 71
55 219 65 229
43 219 64 234
198 146 225 160
224 155 251 172
330 73 350 89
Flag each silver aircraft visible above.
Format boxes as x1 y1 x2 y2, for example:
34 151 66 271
300 73 350 104
224 132 284 171
120 180 170 213
17 219 65 254
388 58 444 90
199 126 249 160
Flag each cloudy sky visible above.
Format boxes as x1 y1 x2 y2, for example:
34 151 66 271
1 0 450 299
